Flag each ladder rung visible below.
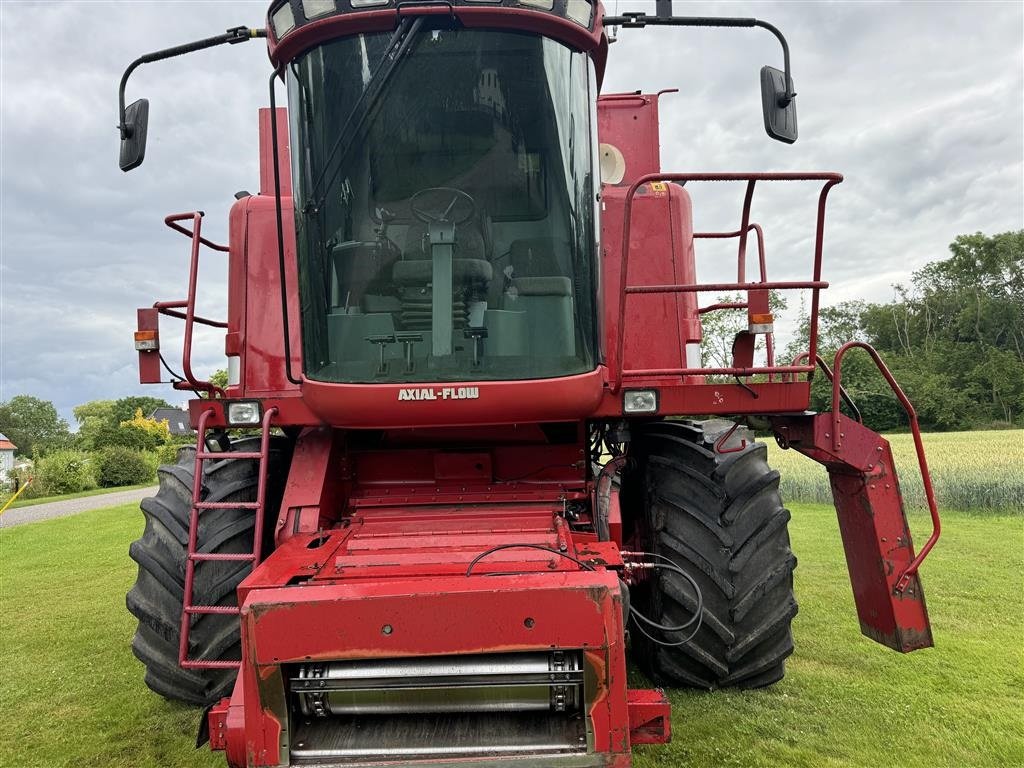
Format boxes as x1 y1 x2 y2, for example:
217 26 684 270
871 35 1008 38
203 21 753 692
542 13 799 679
195 501 259 510
185 605 241 616
196 451 263 460
181 659 241 670
190 552 256 562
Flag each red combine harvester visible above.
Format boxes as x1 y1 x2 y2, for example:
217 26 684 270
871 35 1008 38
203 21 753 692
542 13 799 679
116 1 940 765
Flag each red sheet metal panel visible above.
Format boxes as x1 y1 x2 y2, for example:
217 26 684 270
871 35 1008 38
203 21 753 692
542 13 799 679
217 502 645 765
627 688 671 745
136 307 161 384
773 412 933 652
597 93 663 184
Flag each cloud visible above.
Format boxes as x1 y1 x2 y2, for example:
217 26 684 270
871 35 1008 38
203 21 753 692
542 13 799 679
1 0 1021 423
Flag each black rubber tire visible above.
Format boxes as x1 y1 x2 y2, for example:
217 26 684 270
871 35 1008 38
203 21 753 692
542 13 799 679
623 420 798 690
126 438 286 706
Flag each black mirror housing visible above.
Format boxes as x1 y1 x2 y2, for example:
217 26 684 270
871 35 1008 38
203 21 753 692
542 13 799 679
119 98 150 172
760 66 797 144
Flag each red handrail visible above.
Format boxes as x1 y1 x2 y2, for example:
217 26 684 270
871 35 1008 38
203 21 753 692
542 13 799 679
831 342 941 594
612 172 843 391
157 212 229 397
694 222 776 375
789 351 862 423
694 222 767 284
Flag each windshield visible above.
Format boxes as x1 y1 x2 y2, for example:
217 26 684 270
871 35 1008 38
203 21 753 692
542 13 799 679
287 25 598 384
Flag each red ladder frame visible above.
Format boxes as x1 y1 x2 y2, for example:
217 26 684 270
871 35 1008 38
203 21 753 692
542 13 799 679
178 406 278 670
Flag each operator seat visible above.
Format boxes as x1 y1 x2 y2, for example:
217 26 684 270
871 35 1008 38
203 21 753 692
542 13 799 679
392 219 493 332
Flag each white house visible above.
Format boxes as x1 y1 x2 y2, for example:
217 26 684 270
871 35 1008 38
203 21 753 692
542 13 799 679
0 433 16 484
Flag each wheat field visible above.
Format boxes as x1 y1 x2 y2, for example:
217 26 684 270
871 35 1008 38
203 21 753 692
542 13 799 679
767 429 1023 513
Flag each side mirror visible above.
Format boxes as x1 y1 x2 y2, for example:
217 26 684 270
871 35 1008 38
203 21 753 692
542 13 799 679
119 98 150 172
760 66 797 144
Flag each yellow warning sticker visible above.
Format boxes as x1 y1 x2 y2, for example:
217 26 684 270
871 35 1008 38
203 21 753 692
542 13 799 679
649 181 668 196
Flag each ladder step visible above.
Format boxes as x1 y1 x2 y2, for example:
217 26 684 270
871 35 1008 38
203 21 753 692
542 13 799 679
179 420 273 672
185 605 241 616
181 660 242 670
190 552 256 562
196 451 263 460
194 501 259 510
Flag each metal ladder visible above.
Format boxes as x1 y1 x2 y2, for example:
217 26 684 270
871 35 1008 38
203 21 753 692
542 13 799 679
178 406 277 670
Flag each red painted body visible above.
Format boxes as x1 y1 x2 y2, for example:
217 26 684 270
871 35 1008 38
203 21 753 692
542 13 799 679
132 3 940 766
228 509 632 762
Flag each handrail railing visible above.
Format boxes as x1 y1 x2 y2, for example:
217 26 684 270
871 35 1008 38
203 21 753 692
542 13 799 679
694 221 766 283
612 172 843 392
157 212 229 397
831 342 940 594
694 223 769 371
789 351 862 423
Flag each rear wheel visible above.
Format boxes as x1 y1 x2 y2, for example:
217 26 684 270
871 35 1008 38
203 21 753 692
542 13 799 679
126 438 286 706
623 420 797 689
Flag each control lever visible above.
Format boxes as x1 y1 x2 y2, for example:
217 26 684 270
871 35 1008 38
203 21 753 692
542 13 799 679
464 327 488 367
366 334 396 375
394 332 423 373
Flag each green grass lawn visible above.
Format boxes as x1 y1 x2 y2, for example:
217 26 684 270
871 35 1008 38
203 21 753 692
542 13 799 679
1 502 1021 768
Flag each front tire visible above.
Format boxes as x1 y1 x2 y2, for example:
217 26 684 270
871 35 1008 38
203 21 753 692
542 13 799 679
623 420 798 689
126 438 285 706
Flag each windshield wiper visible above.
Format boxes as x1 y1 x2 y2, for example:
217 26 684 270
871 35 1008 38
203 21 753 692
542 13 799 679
307 17 425 210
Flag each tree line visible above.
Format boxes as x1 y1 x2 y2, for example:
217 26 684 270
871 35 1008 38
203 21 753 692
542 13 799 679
0 395 190 497
0 395 179 457
790 230 1023 430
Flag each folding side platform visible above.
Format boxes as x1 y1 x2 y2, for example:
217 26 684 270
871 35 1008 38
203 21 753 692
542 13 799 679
771 412 934 652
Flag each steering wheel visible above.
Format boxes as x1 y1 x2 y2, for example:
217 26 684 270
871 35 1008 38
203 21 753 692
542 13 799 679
410 187 477 225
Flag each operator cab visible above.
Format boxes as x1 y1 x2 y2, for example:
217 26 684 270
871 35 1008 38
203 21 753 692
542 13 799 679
288 22 599 384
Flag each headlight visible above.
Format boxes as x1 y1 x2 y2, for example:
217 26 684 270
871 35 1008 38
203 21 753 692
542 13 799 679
565 0 592 27
227 401 263 426
271 3 297 38
623 389 659 414
302 0 336 18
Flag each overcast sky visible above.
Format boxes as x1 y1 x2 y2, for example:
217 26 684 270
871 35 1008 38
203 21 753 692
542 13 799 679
1 0 1021 426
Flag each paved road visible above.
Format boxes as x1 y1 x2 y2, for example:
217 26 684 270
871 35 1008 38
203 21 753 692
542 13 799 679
0 486 157 529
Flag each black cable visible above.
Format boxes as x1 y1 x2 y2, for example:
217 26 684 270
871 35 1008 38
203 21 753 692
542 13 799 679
624 552 704 646
735 375 759 398
159 352 185 383
630 607 703 647
268 71 302 386
466 544 595 576
630 561 702 630
158 351 212 398
635 553 704 617
631 600 699 632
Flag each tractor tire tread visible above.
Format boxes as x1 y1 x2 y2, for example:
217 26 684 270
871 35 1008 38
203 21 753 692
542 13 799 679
627 420 797 691
126 439 287 706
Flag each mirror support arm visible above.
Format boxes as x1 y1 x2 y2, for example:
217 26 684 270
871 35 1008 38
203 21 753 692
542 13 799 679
118 26 267 139
601 14 796 106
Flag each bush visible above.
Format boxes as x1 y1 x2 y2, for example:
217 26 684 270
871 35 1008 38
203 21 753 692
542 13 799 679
33 451 96 495
94 447 156 488
156 443 188 466
119 409 172 450
91 422 151 451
